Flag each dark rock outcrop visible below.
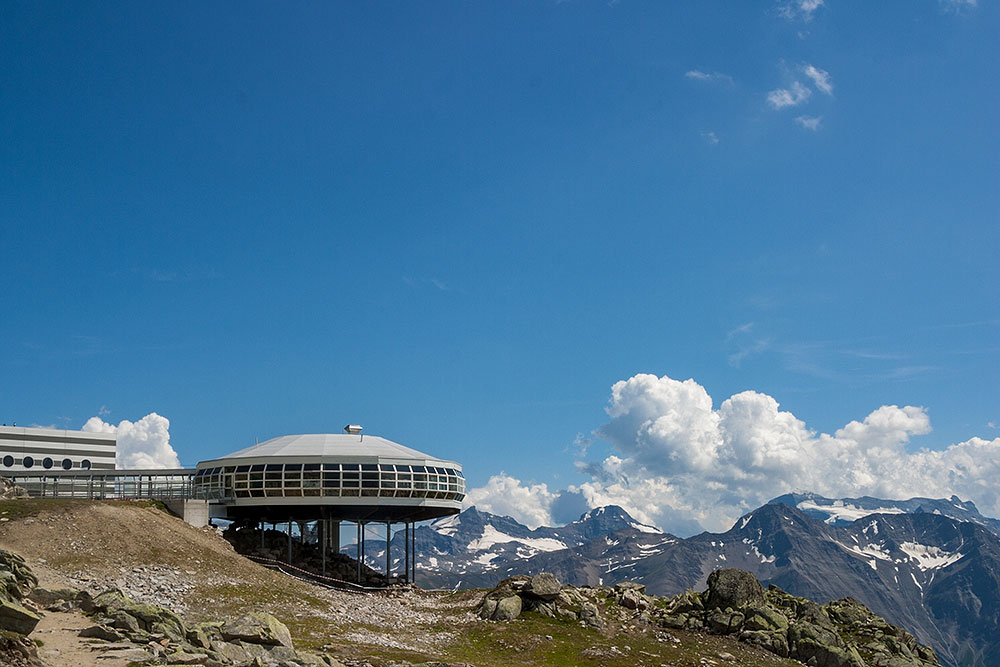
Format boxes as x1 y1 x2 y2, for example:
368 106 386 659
705 568 766 611
0 551 40 637
656 571 939 667
476 568 940 667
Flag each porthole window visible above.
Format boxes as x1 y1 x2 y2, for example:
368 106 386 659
61 458 72 470
2 455 13 467
23 456 34 468
42 457 53 469
81 459 92 470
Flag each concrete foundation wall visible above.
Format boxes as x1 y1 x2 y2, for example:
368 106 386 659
164 498 210 528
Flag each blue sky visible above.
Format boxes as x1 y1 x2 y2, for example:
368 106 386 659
2 1 997 533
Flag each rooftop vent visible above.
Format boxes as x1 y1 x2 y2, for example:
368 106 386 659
344 424 363 435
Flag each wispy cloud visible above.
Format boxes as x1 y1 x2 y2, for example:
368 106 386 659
402 276 454 292
144 267 219 283
685 70 734 85
726 322 756 340
726 322 771 368
729 338 772 368
701 130 720 145
802 64 833 95
795 115 822 130
940 0 977 13
767 81 812 109
777 0 825 22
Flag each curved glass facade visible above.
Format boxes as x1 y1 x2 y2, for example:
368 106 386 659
193 461 465 501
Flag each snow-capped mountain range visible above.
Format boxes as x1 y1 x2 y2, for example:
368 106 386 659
406 504 664 589
769 491 1000 536
357 495 1000 667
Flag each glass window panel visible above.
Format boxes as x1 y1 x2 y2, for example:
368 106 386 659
342 464 359 471
361 464 378 471
323 463 340 471
304 463 320 471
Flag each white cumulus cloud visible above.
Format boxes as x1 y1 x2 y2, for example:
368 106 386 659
582 373 1000 534
767 81 812 109
82 413 181 469
463 472 556 529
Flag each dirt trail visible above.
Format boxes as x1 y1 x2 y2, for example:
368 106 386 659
32 610 146 667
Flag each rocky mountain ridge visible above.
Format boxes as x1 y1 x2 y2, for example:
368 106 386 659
476 569 940 667
768 492 1000 536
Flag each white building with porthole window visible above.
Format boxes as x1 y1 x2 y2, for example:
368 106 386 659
0 425 116 472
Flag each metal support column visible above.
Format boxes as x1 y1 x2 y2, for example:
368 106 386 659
320 519 326 577
404 522 409 584
356 522 362 583
287 519 292 563
260 521 265 551
385 521 391 579
411 521 416 584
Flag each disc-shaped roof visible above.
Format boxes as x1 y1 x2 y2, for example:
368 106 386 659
212 433 447 463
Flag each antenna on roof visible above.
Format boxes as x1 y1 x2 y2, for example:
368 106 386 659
344 424 363 435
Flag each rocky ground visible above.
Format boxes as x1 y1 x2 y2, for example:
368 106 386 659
0 494 944 666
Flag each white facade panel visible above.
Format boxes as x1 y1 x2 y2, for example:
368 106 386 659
0 426 116 472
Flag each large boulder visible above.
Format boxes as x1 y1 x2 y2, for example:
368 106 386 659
614 581 646 595
221 611 293 648
705 568 766 610
744 606 788 632
0 599 40 635
579 601 603 629
91 589 131 614
523 573 561 601
492 596 522 622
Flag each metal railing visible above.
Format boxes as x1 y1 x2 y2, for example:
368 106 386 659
3 469 197 501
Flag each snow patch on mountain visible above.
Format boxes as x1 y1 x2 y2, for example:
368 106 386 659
900 542 963 570
836 540 892 562
629 520 662 534
798 500 906 524
431 514 461 537
466 525 566 553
